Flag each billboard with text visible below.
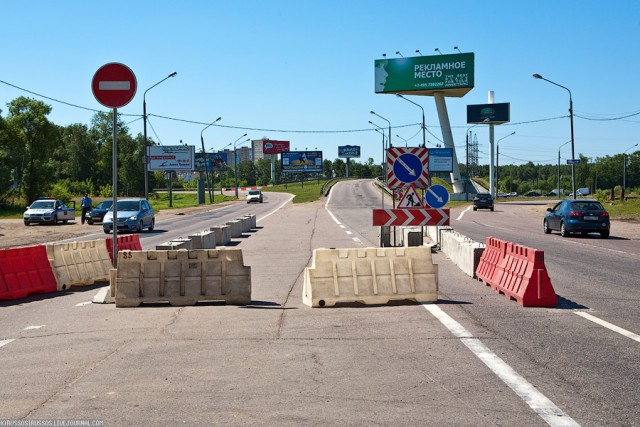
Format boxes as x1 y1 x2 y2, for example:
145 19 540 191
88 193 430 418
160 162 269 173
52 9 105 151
281 151 323 173
194 152 229 172
263 140 290 154
148 146 194 171
338 145 361 158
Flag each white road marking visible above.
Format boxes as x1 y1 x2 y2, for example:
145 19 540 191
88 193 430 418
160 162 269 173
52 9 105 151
352 238 361 243
456 205 472 221
557 238 637 257
0 339 15 348
99 81 130 90
76 301 93 307
24 325 44 330
345 231 352 235
575 312 640 343
423 303 579 427
257 194 294 223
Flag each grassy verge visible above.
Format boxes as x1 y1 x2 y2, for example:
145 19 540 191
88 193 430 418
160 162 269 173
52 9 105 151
262 180 328 203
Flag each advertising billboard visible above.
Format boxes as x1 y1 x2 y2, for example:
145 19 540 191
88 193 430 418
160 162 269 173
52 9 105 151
281 151 323 173
194 152 230 172
374 53 474 97
428 148 454 173
467 103 510 124
338 145 361 158
263 140 290 154
148 145 194 171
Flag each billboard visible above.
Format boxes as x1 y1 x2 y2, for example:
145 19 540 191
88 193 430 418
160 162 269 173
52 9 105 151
263 140 290 154
281 151 323 173
194 152 230 172
338 145 361 158
467 103 510 124
148 145 194 171
428 148 454 173
374 53 474 97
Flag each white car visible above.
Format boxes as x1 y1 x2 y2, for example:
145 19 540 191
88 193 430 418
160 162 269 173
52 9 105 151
246 189 263 203
24 198 76 225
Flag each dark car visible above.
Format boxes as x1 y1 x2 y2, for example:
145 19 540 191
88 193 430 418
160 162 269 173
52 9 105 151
543 199 610 238
473 192 494 211
85 200 114 225
525 191 541 197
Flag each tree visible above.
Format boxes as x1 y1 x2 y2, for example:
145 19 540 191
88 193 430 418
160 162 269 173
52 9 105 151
332 158 346 177
237 160 257 186
6 97 58 203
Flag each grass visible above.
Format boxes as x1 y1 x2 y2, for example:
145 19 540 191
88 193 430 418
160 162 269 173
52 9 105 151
262 180 328 203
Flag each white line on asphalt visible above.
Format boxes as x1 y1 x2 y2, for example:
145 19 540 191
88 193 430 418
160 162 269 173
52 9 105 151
76 301 93 307
352 238 361 243
575 311 640 343
345 231 352 235
0 339 15 348
257 194 294 223
456 206 472 221
423 303 579 427
557 238 637 257
24 325 44 330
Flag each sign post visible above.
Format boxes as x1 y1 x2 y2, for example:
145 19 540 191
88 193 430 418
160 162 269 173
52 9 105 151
92 62 137 267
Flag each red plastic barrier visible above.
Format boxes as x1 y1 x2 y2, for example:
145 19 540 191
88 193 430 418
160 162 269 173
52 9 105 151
105 234 142 264
0 245 58 300
475 237 557 307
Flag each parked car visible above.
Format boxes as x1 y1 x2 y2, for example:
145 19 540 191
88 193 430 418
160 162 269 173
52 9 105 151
543 199 610 238
473 192 494 211
246 189 263 203
103 198 155 234
525 191 541 197
85 200 114 225
24 197 76 225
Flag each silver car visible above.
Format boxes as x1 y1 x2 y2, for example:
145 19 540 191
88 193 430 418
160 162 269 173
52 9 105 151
103 199 155 234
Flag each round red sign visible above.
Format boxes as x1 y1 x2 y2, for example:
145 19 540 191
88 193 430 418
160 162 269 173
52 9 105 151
91 63 137 108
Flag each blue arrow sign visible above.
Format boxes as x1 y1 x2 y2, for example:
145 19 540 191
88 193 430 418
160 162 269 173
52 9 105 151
424 184 449 208
393 153 423 184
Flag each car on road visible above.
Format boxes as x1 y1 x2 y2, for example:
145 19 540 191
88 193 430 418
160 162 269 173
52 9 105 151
473 192 494 211
85 200 114 225
543 199 610 238
24 197 76 225
525 191 541 197
246 189 263 203
103 198 155 234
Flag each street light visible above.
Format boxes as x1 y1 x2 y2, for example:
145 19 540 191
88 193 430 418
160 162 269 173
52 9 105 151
533 73 576 199
233 138 251 198
200 117 222 204
396 94 426 148
143 71 177 200
370 111 391 150
623 143 638 199
371 126 387 208
396 134 409 147
558 140 571 199
495 132 516 196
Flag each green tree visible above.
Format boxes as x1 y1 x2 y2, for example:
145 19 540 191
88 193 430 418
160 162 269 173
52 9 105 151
237 160 257 186
332 158 346 177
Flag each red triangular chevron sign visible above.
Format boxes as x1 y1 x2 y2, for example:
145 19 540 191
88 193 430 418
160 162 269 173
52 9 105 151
372 208 450 226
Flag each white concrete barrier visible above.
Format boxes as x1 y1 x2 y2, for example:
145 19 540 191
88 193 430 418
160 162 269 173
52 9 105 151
303 246 438 308
156 239 192 250
225 220 243 238
114 249 251 307
243 214 257 229
240 216 252 232
211 225 231 246
188 231 216 249
440 231 485 278
46 239 113 290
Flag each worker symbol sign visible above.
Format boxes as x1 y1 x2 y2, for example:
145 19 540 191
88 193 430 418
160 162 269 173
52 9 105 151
397 184 425 209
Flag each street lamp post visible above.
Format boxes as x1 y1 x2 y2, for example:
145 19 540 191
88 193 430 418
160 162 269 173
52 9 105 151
495 132 516 196
371 126 386 208
558 140 571 199
200 117 222 204
231 134 248 199
370 111 391 151
143 71 177 200
396 94 426 148
533 73 576 199
623 143 638 200
396 134 409 147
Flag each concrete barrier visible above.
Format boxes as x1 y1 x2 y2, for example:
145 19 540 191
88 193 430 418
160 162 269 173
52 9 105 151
303 246 438 308
156 239 192 250
439 231 485 278
240 216 252 232
188 231 216 249
46 239 112 290
210 225 231 246
225 220 243 238
114 249 251 307
243 214 257 229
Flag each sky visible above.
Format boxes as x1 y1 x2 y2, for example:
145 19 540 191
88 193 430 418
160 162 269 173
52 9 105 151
2 0 639 169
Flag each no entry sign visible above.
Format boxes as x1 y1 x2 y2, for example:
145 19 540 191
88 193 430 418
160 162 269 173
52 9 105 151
92 63 137 108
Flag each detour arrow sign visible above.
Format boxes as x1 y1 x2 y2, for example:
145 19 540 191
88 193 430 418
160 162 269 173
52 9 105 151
372 208 450 227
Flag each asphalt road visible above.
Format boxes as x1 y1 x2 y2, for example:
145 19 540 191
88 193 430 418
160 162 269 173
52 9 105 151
0 182 638 426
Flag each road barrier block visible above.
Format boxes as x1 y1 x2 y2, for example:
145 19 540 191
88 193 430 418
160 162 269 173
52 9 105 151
210 225 231 246
114 249 251 307
243 214 257 229
240 216 253 232
225 220 243 238
303 246 438 308
0 245 57 300
46 239 113 290
476 237 556 307
106 235 142 264
155 239 192 250
188 231 216 249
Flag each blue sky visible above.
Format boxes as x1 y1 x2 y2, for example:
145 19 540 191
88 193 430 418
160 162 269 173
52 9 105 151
2 1 639 167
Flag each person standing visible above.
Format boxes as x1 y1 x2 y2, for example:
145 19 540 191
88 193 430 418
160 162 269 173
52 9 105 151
80 193 92 224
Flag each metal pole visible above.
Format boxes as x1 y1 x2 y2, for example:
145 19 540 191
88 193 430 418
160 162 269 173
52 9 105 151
569 95 576 199
112 108 118 268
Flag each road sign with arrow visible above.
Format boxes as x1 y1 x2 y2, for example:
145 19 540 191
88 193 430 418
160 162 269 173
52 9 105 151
424 184 449 208
386 147 429 189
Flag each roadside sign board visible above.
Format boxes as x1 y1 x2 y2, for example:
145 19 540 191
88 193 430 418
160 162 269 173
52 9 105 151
397 184 425 209
148 145 194 171
428 148 453 173
372 208 450 226
281 151 323 173
92 63 137 108
567 159 581 165
263 140 290 154
195 152 229 172
467 103 510 124
424 184 449 208
386 147 429 189
338 145 361 158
